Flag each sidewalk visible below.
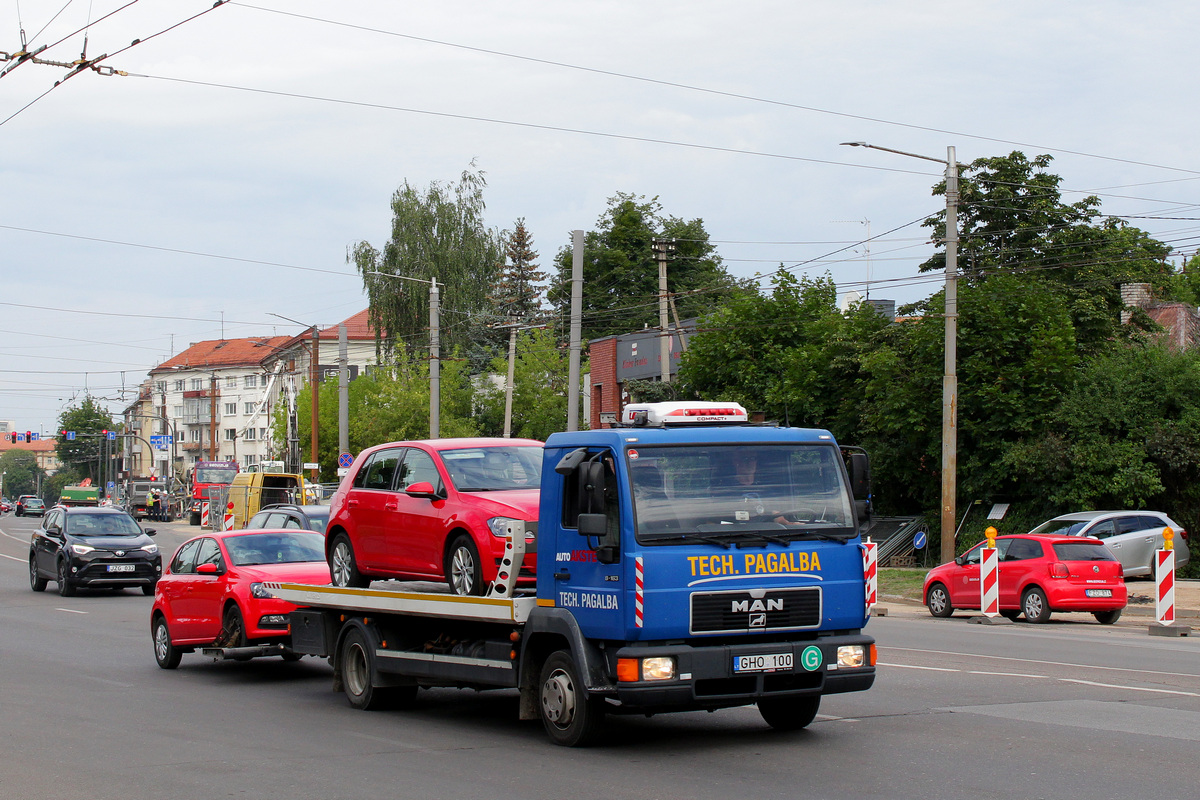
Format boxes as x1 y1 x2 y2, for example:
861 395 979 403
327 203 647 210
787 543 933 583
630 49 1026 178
880 578 1200 620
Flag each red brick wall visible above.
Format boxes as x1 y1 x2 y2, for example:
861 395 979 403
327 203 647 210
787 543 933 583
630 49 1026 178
589 337 619 429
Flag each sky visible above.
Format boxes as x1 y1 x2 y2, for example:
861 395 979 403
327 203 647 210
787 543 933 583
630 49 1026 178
2 0 1199 434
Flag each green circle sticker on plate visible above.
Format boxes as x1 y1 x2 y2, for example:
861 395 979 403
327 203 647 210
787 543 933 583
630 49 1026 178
800 646 823 671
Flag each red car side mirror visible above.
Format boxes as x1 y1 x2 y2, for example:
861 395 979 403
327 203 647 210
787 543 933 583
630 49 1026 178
196 562 222 576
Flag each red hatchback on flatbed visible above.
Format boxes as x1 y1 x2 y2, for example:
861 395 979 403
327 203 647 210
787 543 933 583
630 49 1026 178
923 534 1127 624
325 438 543 595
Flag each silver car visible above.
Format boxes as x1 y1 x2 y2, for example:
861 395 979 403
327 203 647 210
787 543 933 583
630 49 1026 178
1028 511 1190 578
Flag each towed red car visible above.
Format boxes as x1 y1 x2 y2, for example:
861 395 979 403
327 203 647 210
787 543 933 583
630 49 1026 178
151 529 330 668
923 534 1127 624
325 438 542 595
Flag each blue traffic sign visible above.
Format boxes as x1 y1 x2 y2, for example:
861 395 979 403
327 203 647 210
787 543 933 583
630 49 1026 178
107 481 115 489
913 530 928 550
337 452 354 468
106 431 116 440
30 432 39 441
66 431 76 441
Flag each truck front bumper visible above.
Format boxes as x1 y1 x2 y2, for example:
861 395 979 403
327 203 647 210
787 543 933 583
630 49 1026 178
608 633 874 712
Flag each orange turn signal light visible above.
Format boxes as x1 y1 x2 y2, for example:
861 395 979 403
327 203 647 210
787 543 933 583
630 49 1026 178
869 644 878 666
616 657 640 683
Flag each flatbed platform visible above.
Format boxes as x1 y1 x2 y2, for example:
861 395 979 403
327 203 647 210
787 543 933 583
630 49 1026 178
267 581 538 624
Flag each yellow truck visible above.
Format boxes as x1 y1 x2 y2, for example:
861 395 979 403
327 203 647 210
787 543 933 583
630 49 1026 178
224 471 305 529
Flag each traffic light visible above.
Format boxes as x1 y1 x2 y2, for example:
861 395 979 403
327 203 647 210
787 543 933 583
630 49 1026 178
8 433 14 444
61 430 67 438
26 431 32 443
101 429 108 436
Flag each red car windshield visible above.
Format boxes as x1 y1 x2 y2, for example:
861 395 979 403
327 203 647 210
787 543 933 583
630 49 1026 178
223 532 325 566
440 446 542 491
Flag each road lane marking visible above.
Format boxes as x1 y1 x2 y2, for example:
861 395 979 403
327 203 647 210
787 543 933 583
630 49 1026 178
878 662 959 672
884 646 1199 679
1060 679 1200 698
968 670 1048 679
0 553 22 562
56 608 88 614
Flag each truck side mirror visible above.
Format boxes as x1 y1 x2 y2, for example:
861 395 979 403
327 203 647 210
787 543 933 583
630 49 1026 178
579 461 605 513
849 451 871 527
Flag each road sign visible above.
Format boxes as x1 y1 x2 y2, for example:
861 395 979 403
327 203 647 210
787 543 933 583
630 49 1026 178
66 431 76 441
107 481 114 489
337 452 354 469
913 530 927 550
336 467 350 478
302 462 320 470
30 432 39 441
106 431 117 440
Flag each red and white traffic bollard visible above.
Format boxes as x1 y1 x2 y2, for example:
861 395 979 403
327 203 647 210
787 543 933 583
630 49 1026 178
863 538 878 611
223 502 235 531
1156 530 1176 626
980 526 999 619
1149 528 1190 637
200 501 210 528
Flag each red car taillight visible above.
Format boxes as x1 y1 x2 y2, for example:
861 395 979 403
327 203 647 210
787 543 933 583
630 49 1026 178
1050 562 1070 578
1180 529 1189 542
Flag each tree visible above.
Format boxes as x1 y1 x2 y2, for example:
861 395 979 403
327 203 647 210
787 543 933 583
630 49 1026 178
55 397 115 483
474 328 579 440
351 164 504 361
274 351 480 481
920 151 1173 354
0 449 44 498
548 193 748 341
494 219 548 321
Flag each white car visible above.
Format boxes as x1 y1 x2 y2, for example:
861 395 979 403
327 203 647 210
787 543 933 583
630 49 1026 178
1028 511 1189 578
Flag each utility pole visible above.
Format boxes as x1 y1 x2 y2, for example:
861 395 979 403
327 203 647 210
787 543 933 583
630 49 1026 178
496 317 546 438
338 323 349 457
429 278 440 439
652 238 676 383
567 230 584 431
840 141 961 564
310 324 320 480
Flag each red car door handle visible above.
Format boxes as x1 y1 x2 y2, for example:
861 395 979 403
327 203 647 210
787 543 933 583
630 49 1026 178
385 502 398 511
348 499 360 507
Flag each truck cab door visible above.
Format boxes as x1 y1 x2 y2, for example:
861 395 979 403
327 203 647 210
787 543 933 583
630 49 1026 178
553 449 626 640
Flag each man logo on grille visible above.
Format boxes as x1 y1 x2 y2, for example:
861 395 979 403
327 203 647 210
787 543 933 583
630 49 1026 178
731 598 783 613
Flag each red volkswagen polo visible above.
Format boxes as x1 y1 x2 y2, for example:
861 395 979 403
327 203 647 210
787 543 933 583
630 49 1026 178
150 529 330 668
325 438 543 595
923 534 1127 624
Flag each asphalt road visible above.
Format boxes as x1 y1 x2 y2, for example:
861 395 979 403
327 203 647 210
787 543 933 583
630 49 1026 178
2 512 1199 800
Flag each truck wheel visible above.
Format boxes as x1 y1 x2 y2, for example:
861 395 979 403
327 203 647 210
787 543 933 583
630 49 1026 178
57 559 76 597
339 627 414 710
189 512 200 526
330 535 369 588
758 695 820 731
1094 608 1122 625
29 556 47 592
153 615 183 669
539 650 604 746
446 535 484 596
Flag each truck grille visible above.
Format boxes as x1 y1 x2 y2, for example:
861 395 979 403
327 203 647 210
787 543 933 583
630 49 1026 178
690 587 821 634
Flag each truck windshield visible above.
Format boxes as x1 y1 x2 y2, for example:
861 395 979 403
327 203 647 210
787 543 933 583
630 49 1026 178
630 444 856 544
441 446 543 491
195 467 237 484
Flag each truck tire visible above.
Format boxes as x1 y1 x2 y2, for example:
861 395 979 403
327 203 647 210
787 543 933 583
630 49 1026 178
330 535 369 588
538 650 605 746
758 695 820 731
339 627 415 710
446 535 484 596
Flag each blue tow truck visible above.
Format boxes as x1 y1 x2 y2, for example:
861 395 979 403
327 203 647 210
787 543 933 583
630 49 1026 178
271 401 877 745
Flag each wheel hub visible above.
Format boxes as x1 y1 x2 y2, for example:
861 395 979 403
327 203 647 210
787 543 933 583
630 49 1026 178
541 670 575 727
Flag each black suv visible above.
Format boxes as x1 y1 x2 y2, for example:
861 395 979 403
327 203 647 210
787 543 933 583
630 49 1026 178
29 506 162 597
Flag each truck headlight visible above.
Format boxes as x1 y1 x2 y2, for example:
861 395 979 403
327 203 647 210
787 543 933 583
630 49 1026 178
837 645 866 668
616 656 676 682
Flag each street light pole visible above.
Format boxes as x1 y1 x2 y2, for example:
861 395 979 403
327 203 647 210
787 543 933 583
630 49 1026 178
841 142 961 565
366 271 442 438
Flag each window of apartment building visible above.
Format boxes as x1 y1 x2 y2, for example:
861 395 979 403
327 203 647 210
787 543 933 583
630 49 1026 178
224 428 237 442
225 402 237 416
260 428 268 441
225 376 237 390
155 381 167 394
244 428 256 441
244 402 257 415
173 406 184 417
243 454 257 466
190 429 201 442
244 375 257 388
174 380 185 391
